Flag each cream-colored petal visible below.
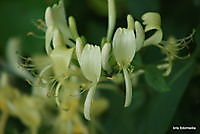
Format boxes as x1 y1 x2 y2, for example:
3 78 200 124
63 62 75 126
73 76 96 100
69 16 79 40
135 21 145 51
80 44 101 82
6 38 34 81
142 12 163 46
142 12 161 31
75 38 83 65
113 28 136 66
45 26 54 55
144 29 163 46
123 68 132 107
45 7 54 27
84 83 97 120
52 29 64 48
50 46 74 82
101 43 111 72
127 14 134 30
45 0 72 48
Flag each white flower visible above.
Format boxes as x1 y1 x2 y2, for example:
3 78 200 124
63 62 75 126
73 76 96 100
142 12 163 46
127 15 145 51
113 28 136 107
113 28 136 67
77 43 101 120
45 0 72 54
80 44 101 82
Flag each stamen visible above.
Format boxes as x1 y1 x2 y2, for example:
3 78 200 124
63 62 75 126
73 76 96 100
27 32 45 39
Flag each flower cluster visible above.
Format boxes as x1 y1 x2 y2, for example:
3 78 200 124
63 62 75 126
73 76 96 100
30 0 193 120
0 0 194 134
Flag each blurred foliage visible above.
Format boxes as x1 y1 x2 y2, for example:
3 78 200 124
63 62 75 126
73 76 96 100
0 0 200 134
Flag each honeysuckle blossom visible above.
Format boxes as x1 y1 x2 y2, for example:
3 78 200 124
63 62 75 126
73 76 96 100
113 28 136 107
142 12 163 46
3 0 192 126
77 43 101 120
127 15 145 51
45 0 73 54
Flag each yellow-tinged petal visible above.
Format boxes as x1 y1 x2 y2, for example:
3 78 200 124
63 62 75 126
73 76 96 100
76 38 83 65
142 12 163 46
6 38 34 81
50 46 74 82
45 26 54 55
135 21 145 51
52 29 65 48
127 14 134 30
45 0 72 54
68 16 79 39
144 29 163 46
142 12 161 31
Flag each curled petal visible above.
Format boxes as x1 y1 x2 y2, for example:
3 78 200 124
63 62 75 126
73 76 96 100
144 29 163 46
45 0 73 50
135 21 145 51
142 12 161 31
6 38 34 81
84 83 97 120
123 68 132 107
142 12 163 46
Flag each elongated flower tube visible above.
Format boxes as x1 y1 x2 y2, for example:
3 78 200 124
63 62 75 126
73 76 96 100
142 12 163 46
113 28 136 107
77 44 101 120
45 0 72 54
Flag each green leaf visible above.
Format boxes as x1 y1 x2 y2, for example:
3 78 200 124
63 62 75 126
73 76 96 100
138 59 195 134
144 65 170 92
